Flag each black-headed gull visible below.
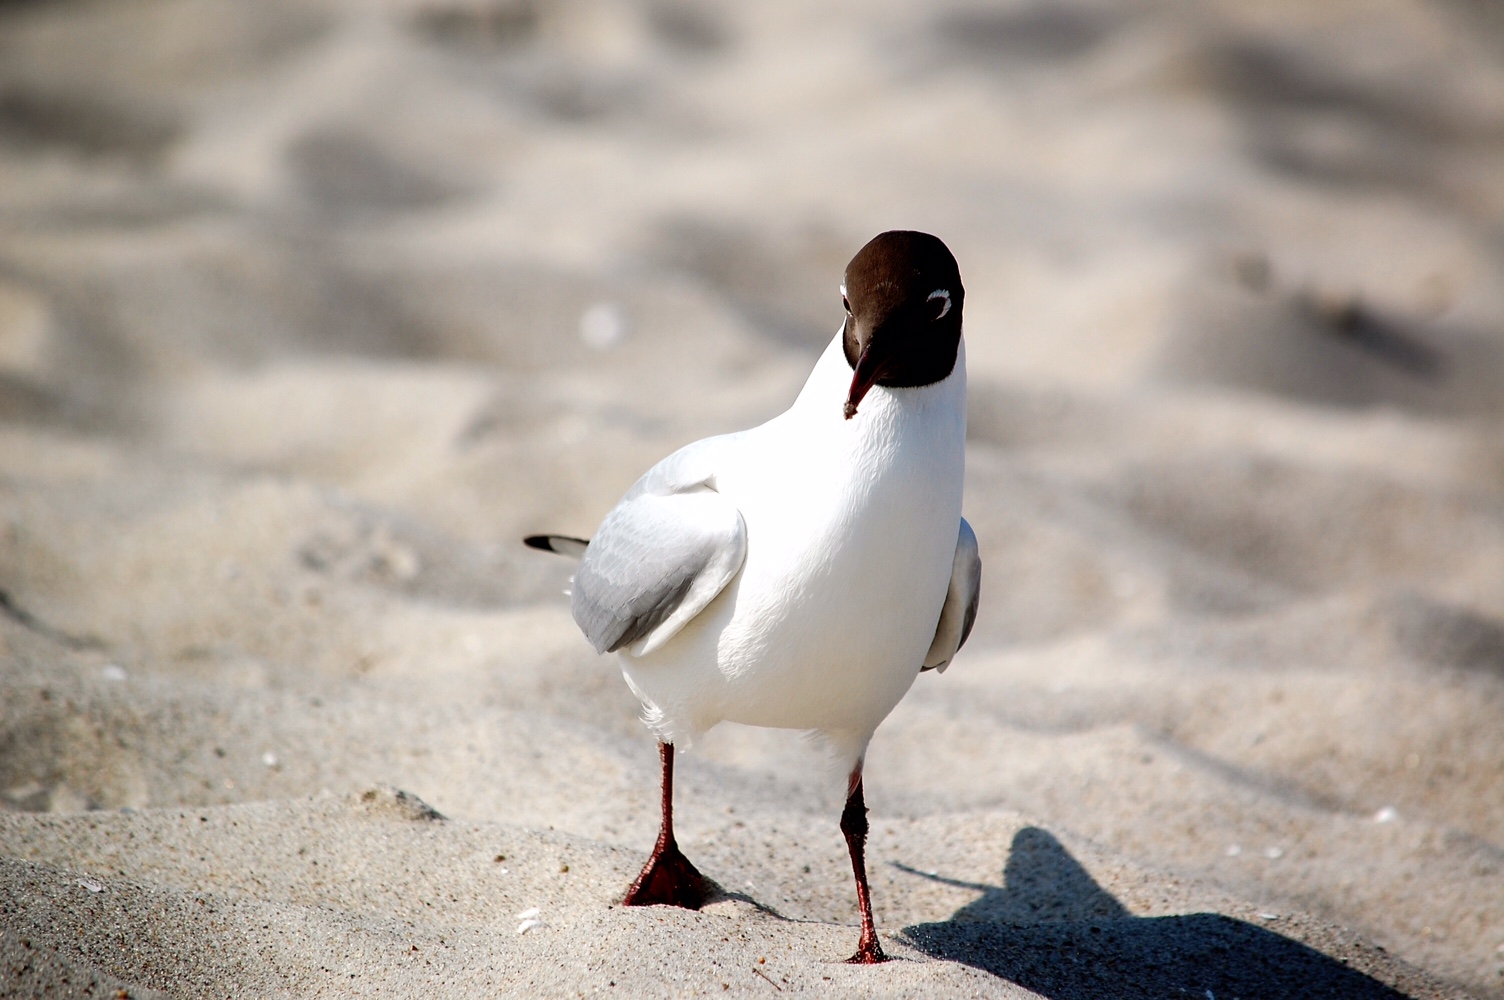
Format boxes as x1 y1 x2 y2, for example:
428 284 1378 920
527 230 980 963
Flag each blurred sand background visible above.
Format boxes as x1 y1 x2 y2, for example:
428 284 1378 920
1 0 1503 996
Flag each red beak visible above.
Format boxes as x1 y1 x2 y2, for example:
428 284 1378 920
843 341 889 420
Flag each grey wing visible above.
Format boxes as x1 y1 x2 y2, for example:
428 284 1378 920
922 517 981 673
572 442 746 656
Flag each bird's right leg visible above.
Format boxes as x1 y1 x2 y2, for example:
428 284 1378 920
623 741 710 909
841 765 887 963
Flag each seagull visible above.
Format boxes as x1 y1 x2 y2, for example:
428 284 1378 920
526 230 980 963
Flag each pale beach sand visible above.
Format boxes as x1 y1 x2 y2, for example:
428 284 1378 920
1 0 1503 996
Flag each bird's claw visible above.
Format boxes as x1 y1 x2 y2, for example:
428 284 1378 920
622 839 710 910
845 935 888 964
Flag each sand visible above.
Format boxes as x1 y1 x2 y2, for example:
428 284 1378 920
2 0 1503 996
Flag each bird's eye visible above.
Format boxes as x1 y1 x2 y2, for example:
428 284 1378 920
927 289 951 321
840 284 851 314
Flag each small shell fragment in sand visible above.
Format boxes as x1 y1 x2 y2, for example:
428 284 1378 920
1225 845 1241 857
516 910 544 935
77 878 105 893
1263 846 1284 859
1373 806 1398 823
262 751 279 768
516 907 541 920
101 664 127 682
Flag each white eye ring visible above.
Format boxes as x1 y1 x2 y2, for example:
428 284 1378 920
928 288 952 320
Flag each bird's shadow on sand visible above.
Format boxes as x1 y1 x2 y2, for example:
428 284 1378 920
899 827 1412 1000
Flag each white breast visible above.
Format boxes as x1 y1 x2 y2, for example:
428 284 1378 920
619 334 967 748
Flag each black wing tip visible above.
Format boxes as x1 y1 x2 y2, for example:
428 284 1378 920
523 534 590 556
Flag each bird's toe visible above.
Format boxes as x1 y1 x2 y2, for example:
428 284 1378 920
622 840 711 910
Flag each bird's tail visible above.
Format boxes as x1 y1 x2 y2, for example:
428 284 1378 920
522 534 589 559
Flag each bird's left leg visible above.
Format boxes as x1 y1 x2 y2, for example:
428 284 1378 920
623 741 710 909
840 764 887 963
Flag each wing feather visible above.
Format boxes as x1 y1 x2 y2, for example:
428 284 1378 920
923 517 981 673
571 438 746 656
523 534 589 558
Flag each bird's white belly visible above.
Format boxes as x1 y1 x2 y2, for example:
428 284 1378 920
716 478 956 732
620 378 965 742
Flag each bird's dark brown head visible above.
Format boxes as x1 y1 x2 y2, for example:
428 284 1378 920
841 231 964 419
